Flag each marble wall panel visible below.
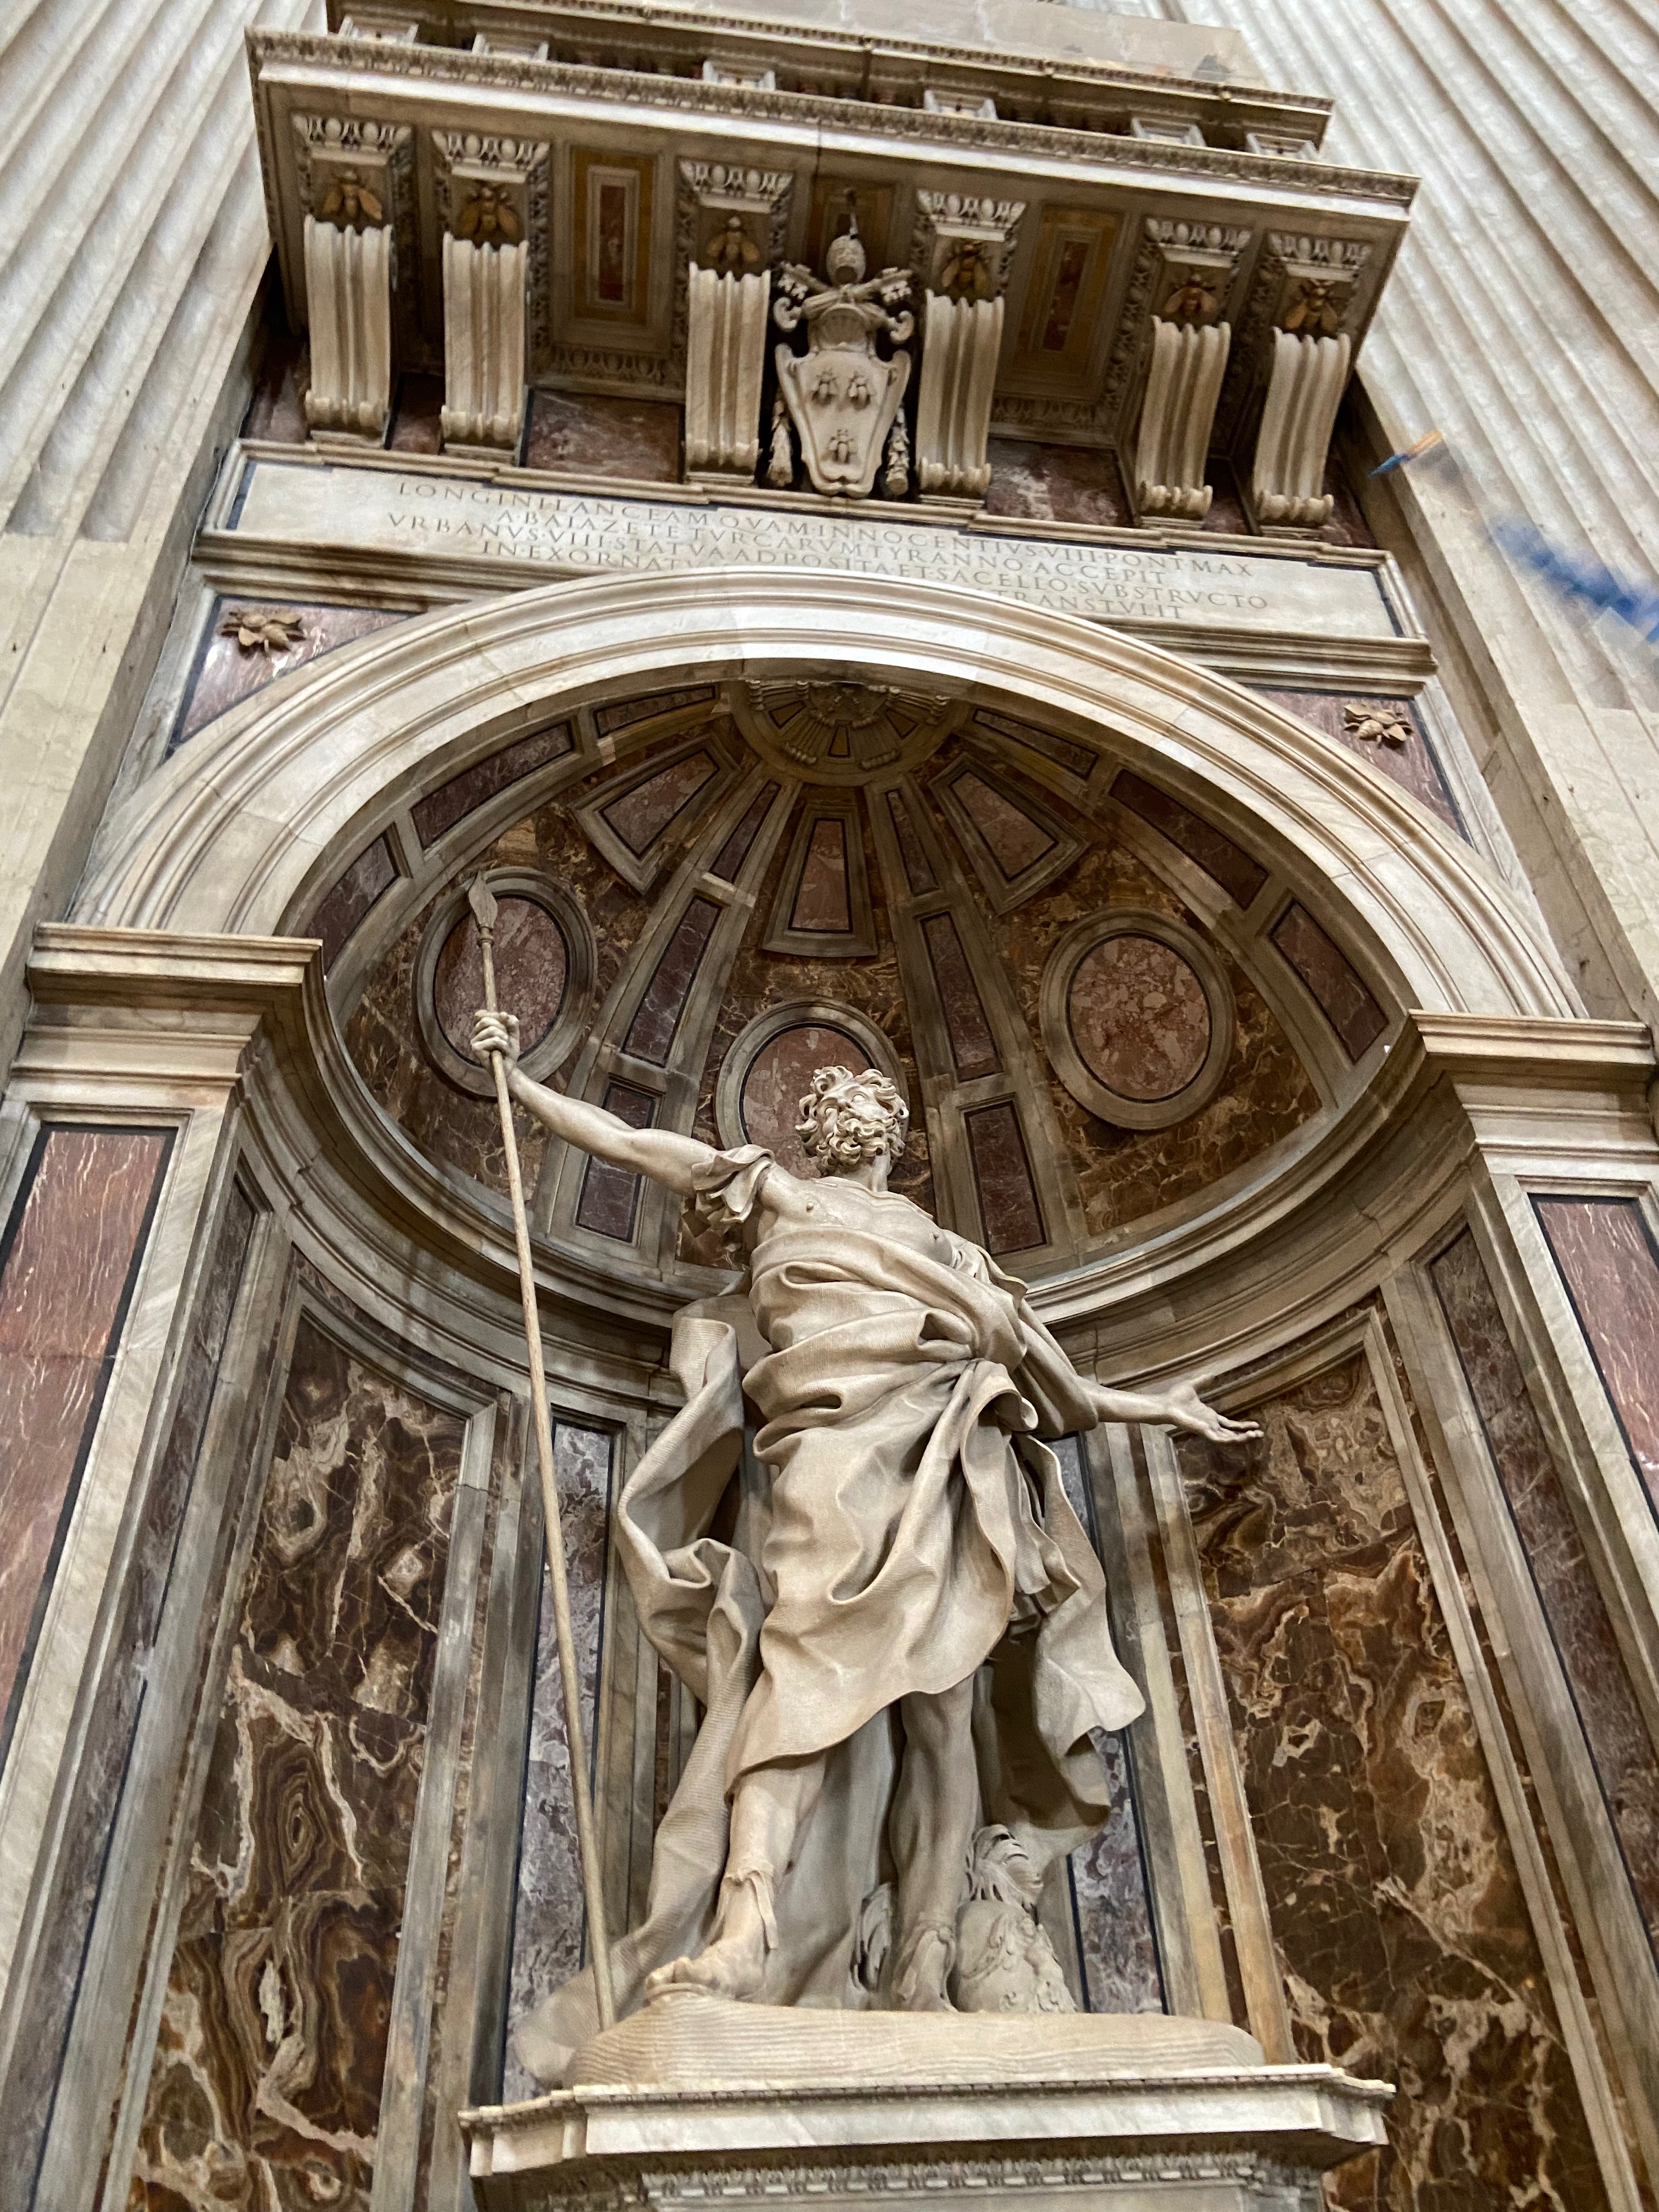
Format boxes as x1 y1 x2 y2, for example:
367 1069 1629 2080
970 708 1097 782
964 1101 1046 1255
954 769 1056 877
1270 902 1388 1060
595 687 717 737
886 791 939 893
5 1189 253 2205
623 898 721 1064
1433 1228 1659 1967
504 1424 613 2104
690 796 936 1221
313 836 399 971
709 783 780 883
433 896 568 1058
1535 1195 1659 1518
1069 933 1210 1101
129 1316 466 2211
982 439 1130 528
601 752 719 857
410 721 574 848
344 800 652 1197
1178 1351 1609 2211
0 1125 172 1763
169 600 406 755
524 392 682 482
575 1084 657 1240
387 374 445 456
740 1024 871 1178
791 817 854 934
1252 689 1463 838
991 836 1317 1239
922 913 1001 1080
1110 772 1268 909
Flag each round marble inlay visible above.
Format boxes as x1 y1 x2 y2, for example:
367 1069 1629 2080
740 1023 867 1177
1068 934 1211 1102
434 895 568 1058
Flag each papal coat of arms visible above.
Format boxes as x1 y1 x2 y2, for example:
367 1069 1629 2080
771 224 915 499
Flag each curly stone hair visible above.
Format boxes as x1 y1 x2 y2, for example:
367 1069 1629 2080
795 1065 909 1173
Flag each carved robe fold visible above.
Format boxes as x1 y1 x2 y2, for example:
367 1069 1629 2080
514 1149 1143 2086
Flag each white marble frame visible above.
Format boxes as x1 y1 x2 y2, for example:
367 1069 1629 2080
713 1000 911 1159
413 865 597 1099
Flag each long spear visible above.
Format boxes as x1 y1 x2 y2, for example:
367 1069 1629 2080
469 876 617 2030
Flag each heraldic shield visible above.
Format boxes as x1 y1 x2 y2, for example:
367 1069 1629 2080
774 226 915 499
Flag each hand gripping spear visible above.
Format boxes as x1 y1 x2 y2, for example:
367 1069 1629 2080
469 876 617 2030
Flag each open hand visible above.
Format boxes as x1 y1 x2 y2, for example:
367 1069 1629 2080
1158 1379 1261 1446
471 1009 521 1068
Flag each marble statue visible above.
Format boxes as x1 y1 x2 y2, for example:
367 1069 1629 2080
771 224 915 498
470 1020 1258 2084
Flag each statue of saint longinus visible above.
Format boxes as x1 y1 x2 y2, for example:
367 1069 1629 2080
472 1012 1259 2085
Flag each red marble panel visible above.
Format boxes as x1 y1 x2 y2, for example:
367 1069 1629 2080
1070 934 1210 1102
740 1024 868 1178
1180 1351 1610 2211
982 438 1128 527
1270 901 1387 1060
601 752 719 856
242 336 309 445
313 835 398 970
789 817 853 933
922 914 1000 1080
170 600 406 754
129 1316 466 2208
504 1424 612 2101
884 792 936 894
524 391 682 482
1110 772 1268 908
1433 1228 1659 1966
433 896 567 1057
708 783 779 883
387 373 445 455
623 899 721 1065
595 686 716 736
0 1126 172 1761
411 722 575 847
1536 1195 1659 1519
1253 688 1463 837
953 770 1055 878
575 1083 656 1239
969 708 1096 782
965 1102 1045 1255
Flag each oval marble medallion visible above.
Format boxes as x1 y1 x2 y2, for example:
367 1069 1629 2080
1068 934 1211 1103
740 1022 868 1177
434 895 568 1058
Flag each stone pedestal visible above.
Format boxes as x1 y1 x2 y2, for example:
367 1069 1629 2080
461 1996 1390 2210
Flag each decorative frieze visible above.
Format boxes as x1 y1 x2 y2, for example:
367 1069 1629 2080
909 192 1025 301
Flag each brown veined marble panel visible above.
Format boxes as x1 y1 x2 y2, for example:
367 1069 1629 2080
709 784 780 883
1536 1195 1659 1520
313 835 398 970
129 1316 466 2211
1069 934 1210 1102
789 817 853 934
1435 1227 1659 1965
433 896 567 1058
885 791 938 893
992 837 1317 1240
965 1102 1045 1255
344 799 652 1197
169 600 406 755
623 898 721 1065
524 391 682 481
601 752 719 857
922 913 1001 1080
7 1188 253 2197
953 770 1057 878
970 708 1097 782
0 1125 172 1763
1252 689 1464 838
595 686 716 737
411 721 574 847
1270 901 1388 1060
689 797 935 1228
387 373 445 455
503 1424 613 2103
1178 1351 1610 2212
575 1084 657 1240
1110 771 1268 909
982 438 1129 527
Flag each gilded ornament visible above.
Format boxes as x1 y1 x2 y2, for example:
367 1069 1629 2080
1281 276 1344 337
704 213 760 274
220 607 305 656
317 169 383 229
455 182 522 242
1342 700 1412 748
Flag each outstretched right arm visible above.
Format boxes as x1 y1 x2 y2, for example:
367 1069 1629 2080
473 1011 723 1199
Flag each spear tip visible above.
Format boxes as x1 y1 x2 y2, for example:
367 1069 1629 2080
467 874 499 930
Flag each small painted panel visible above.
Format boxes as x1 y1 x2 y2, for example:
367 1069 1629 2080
1434 1228 1659 1967
313 834 398 968
965 1103 1046 1255
954 770 1056 877
129 1316 466 2208
1011 207 1118 385
411 722 574 847
504 1423 613 2102
433 896 568 1058
708 784 779 883
740 1024 868 1178
1070 935 1211 1103
1179 1351 1611 2210
922 914 1001 1081
789 817 853 933
623 899 721 1065
885 791 937 894
575 1084 656 1240
601 752 719 856
1269 902 1387 1059
1110 772 1268 908
168 599 405 755
1536 1195 1659 1519
574 150 652 324
0 1126 172 1765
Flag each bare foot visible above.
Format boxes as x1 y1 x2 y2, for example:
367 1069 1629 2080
645 1881 771 2003
894 1925 957 2013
